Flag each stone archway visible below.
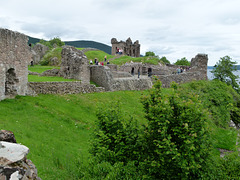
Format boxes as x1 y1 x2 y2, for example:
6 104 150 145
5 68 18 96
131 67 135 76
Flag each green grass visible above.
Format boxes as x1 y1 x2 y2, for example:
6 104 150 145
110 55 163 65
0 91 145 179
83 50 114 62
28 75 79 82
28 65 60 73
1 80 239 179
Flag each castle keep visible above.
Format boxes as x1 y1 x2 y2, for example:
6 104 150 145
111 37 140 57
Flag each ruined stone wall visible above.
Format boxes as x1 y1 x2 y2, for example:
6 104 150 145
60 46 90 84
111 78 152 91
90 65 113 91
0 28 32 101
156 72 202 88
28 82 104 94
111 38 140 57
155 54 208 87
90 65 152 91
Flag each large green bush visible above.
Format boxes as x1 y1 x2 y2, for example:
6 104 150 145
140 81 211 179
84 81 211 179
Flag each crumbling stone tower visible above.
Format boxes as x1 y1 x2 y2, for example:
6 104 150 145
111 37 140 57
190 54 208 80
0 28 32 101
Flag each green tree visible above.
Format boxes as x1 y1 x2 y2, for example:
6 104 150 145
159 56 170 64
145 51 156 57
39 37 65 49
174 57 190 66
141 80 211 179
211 55 239 93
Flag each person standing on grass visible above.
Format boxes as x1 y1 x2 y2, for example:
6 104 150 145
104 55 107 62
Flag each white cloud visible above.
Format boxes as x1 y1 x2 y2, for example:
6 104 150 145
0 0 240 65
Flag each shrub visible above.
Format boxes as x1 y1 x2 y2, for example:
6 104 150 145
140 80 211 179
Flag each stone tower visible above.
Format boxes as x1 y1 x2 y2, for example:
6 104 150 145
111 37 140 57
0 28 32 101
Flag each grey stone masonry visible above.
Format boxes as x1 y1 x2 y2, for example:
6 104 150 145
60 46 90 83
0 28 32 101
28 81 104 94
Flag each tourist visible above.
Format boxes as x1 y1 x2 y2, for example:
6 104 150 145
104 55 107 62
138 67 140 78
90 59 93 65
107 61 110 64
96 60 98 65
94 58 97 64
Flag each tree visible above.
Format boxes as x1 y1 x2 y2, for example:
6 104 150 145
211 56 239 93
145 51 155 57
159 56 170 64
174 57 190 66
39 37 65 49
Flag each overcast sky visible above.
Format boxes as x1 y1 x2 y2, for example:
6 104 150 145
0 0 240 65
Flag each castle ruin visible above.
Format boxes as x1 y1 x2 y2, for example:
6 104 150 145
0 28 32 101
111 37 140 57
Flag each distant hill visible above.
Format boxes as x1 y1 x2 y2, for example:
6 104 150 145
27 36 112 54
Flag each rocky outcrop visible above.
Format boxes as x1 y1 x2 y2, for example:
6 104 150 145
60 46 90 84
0 130 41 180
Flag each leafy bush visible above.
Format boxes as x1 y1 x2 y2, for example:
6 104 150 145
174 57 190 66
140 80 211 179
39 37 65 49
84 81 211 179
39 47 62 66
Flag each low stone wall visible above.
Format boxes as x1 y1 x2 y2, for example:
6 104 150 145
111 78 152 91
28 82 104 95
156 71 203 88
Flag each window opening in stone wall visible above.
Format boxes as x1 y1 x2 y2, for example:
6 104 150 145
131 67 134 76
148 68 152 77
5 68 18 96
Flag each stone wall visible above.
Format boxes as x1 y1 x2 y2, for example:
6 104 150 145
0 130 41 180
31 43 49 65
90 65 152 91
156 71 202 88
0 28 32 101
90 65 113 91
28 82 104 95
60 46 90 84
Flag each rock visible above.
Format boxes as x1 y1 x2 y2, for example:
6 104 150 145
32 43 49 60
0 130 17 143
0 130 41 179
0 141 29 166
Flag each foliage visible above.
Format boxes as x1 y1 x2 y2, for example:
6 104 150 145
84 81 212 179
39 47 62 66
91 103 142 165
159 56 170 64
145 51 156 57
211 55 240 93
174 57 191 66
181 80 240 127
140 80 211 179
39 37 65 49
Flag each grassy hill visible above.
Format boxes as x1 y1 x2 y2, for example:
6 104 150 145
27 36 112 54
1 79 240 179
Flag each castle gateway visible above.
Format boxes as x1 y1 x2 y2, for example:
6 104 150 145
111 37 140 57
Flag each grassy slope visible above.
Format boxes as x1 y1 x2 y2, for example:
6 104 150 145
0 91 145 179
82 49 114 62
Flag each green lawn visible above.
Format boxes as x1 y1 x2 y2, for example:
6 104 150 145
0 91 145 179
28 75 79 82
28 65 60 73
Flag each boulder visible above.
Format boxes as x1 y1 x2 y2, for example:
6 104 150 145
0 130 41 180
